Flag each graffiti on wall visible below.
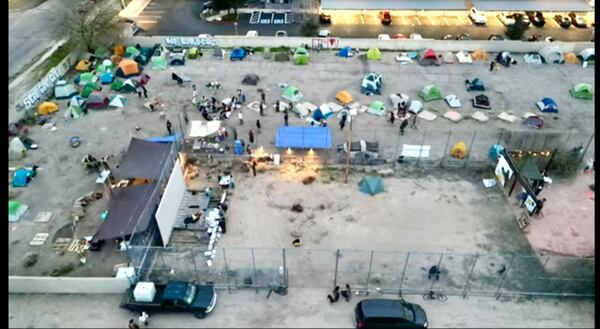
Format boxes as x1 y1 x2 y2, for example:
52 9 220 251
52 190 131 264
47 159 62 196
164 37 219 48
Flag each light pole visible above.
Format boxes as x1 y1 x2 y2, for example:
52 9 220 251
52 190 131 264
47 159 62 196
234 22 238 36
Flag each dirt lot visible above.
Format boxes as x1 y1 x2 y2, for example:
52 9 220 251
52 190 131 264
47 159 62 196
8 49 593 278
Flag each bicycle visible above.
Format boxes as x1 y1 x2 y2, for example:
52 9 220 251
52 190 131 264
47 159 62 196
422 290 448 302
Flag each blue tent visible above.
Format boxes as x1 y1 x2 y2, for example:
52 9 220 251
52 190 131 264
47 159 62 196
100 72 114 84
536 97 558 113
358 176 384 196
338 47 353 58
275 126 332 149
230 48 246 61
488 144 504 161
12 169 32 187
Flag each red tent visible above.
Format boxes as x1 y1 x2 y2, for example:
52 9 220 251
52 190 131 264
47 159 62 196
419 49 440 66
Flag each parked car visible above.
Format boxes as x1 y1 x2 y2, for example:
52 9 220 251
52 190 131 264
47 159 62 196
378 34 391 40
526 11 545 27
246 30 258 37
456 33 472 40
441 34 453 40
355 299 428 329
510 13 530 26
568 12 587 27
275 30 287 37
468 7 487 25
409 33 422 40
318 29 331 37
120 281 217 319
197 34 212 38
554 14 571 28
379 11 392 25
319 13 331 25
488 34 504 40
497 12 515 26
393 34 408 39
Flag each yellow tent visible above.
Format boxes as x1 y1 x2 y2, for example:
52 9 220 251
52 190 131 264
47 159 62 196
335 90 353 105
75 60 91 72
472 50 489 61
450 141 468 159
564 52 580 65
37 101 59 115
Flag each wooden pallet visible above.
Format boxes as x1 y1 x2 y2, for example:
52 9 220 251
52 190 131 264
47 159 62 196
52 238 72 251
34 211 53 223
30 233 49 246
68 239 87 253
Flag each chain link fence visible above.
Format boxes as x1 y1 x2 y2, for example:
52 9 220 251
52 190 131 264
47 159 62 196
126 246 594 299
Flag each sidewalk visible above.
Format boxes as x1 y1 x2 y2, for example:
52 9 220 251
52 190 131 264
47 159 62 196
526 172 595 257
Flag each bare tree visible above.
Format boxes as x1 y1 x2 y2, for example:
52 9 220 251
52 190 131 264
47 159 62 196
56 3 123 53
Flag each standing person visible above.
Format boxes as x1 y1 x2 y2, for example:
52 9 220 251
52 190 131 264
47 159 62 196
166 120 173 135
248 130 255 143
283 111 289 126
275 99 280 112
192 84 197 100
339 114 347 130
232 127 238 141
138 312 149 327
136 86 142 98
259 102 265 116
183 111 189 125
128 319 140 329
389 111 395 124
238 111 244 125
399 118 408 136
340 284 352 302
256 119 261 133
490 60 495 71
141 84 148 99
246 144 252 155
535 198 547 218
260 91 266 104
327 286 340 303
251 159 257 177
410 113 418 129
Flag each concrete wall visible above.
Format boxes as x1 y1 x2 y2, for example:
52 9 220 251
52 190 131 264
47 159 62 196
9 276 131 294
125 35 594 53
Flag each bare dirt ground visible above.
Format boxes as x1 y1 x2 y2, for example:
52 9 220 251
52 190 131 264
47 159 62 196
8 290 595 328
8 49 593 279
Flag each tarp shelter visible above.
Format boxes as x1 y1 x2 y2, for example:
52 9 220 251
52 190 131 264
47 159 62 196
282 86 303 103
109 95 127 109
335 90 353 105
450 141 468 159
367 100 385 116
578 48 595 63
75 60 91 72
12 168 36 187
275 126 333 149
536 97 558 113
361 72 382 95
466 78 485 91
242 73 259 85
419 48 439 66
525 115 544 129
358 176 384 196
293 47 310 65
419 85 442 102
9 137 27 160
9 200 28 222
37 101 59 115
570 83 593 99
539 46 564 64
93 182 159 242
100 71 115 84
338 46 353 58
187 120 221 138
81 82 100 98
54 80 78 100
146 134 182 143
115 59 142 78
151 56 168 70
170 53 185 66
124 46 140 58
87 92 110 109
456 51 473 64
114 138 173 180
367 48 381 60
520 158 544 181
75 72 97 86
471 50 489 61
111 79 124 91
564 52 580 64
113 44 125 56
121 79 139 93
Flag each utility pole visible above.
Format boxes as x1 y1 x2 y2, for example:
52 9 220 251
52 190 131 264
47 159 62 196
344 119 352 184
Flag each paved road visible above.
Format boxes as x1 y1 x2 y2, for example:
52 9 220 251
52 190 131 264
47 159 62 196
136 0 594 41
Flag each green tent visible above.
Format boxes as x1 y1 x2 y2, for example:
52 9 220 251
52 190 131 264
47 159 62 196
570 83 593 100
151 56 168 70
519 158 544 181
367 100 385 116
418 85 442 102
282 86 303 103
94 47 111 58
293 47 310 65
9 200 28 222
77 72 96 86
358 176 384 196
367 48 381 60
125 46 140 58
188 47 199 59
111 79 124 91
81 83 100 98
64 105 84 121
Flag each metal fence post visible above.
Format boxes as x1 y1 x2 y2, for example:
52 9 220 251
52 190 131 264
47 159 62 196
398 252 410 292
416 130 427 167
441 131 452 168
251 248 259 293
223 248 232 292
495 255 516 299
365 250 374 295
495 131 504 146
465 131 477 168
462 254 479 298
429 253 444 291
282 248 288 287
580 133 595 162
333 249 340 289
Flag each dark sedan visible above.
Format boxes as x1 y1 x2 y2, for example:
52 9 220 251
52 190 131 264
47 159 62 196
319 13 331 25
526 11 545 27
554 14 571 28
355 299 428 329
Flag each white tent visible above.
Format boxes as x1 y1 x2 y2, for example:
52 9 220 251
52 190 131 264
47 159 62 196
456 51 473 64
109 95 127 108
54 80 78 100
408 100 423 114
64 105 84 121
187 120 221 138
523 52 544 64
9 137 27 160
578 48 595 63
539 46 564 64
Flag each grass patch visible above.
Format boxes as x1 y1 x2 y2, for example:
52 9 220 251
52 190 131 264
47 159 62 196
270 46 291 53
253 47 265 53
39 40 76 77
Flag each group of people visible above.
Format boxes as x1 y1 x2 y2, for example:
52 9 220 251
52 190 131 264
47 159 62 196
388 101 418 136
327 284 352 303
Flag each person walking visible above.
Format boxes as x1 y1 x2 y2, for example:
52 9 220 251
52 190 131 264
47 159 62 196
256 119 261 133
166 120 172 135
183 111 189 125
260 91 266 103
283 111 289 126
339 114 347 130
238 111 244 125
490 60 495 71
232 127 238 141
327 286 340 303
410 113 418 129
275 99 280 112
389 111 395 124
340 284 352 302
399 118 408 136
248 130 255 143
138 312 149 327
141 84 148 98
259 102 265 116
128 319 140 329
136 86 142 98
246 144 252 155
251 159 257 177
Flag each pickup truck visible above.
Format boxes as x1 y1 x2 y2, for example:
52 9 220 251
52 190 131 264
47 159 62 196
120 281 217 319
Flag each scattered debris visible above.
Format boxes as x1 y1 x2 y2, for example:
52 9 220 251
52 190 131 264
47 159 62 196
292 238 302 247
345 215 356 222
29 233 50 246
302 176 316 185
291 203 304 213
377 169 394 177
23 252 38 267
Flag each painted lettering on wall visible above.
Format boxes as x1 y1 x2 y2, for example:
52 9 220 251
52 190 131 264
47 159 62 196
164 37 218 48
19 68 62 111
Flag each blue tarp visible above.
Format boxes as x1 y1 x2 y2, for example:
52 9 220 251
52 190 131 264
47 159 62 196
275 126 332 149
338 47 352 58
145 133 182 143
12 169 31 187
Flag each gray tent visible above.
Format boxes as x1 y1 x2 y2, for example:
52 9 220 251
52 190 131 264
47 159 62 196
274 52 290 62
213 48 225 58
242 74 260 85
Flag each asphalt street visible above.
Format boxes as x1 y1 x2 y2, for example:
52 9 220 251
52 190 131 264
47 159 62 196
136 0 594 41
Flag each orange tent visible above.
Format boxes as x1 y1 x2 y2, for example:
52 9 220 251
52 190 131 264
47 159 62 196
564 52 580 65
115 59 141 78
472 50 489 61
335 90 353 105
37 101 59 115
113 44 125 56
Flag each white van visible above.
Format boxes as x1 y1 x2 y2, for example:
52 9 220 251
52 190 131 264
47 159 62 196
246 30 258 37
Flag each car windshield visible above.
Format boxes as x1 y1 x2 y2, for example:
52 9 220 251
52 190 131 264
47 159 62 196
183 284 197 305
403 305 415 321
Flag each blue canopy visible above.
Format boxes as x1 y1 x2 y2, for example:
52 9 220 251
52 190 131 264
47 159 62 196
275 126 332 149
12 169 31 187
338 47 352 58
